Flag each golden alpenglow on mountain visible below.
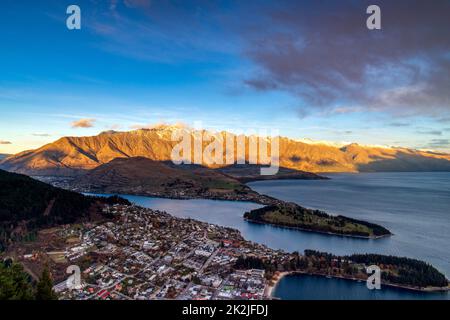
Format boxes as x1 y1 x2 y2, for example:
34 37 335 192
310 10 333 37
2 126 450 176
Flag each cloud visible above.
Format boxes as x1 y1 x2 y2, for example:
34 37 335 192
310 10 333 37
71 118 96 128
0 140 12 145
425 139 450 148
109 0 118 11
123 0 152 9
130 121 188 130
32 133 51 137
91 0 239 63
108 124 122 130
130 124 147 129
416 130 442 136
388 122 411 127
437 117 450 123
242 0 450 118
334 130 353 135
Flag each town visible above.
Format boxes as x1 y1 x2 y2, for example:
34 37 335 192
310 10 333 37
8 199 449 300
11 201 447 301
48 204 287 300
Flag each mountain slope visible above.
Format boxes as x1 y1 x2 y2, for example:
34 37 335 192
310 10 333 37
74 156 245 195
0 169 94 250
0 169 129 250
0 169 93 224
1 127 450 176
72 157 323 198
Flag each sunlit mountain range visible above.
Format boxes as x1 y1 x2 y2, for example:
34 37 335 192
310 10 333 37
1 125 450 176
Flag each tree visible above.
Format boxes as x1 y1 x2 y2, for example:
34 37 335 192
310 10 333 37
0 260 34 300
35 266 57 300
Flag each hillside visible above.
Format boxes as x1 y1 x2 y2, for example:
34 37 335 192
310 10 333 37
1 126 450 176
74 156 244 195
68 157 326 202
0 154 10 161
0 169 129 250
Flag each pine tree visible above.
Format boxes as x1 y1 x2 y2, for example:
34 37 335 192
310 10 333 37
35 266 57 300
0 261 34 300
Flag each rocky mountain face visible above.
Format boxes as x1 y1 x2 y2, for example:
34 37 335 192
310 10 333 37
1 126 450 176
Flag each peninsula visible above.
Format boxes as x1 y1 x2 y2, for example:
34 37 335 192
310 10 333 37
244 203 391 238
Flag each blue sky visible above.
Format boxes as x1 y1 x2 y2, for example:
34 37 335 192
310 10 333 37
1 0 449 154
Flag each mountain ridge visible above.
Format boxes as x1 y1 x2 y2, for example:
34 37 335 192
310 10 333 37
2 126 450 176
0 168 130 250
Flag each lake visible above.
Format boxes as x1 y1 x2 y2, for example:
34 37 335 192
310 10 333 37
91 172 450 299
248 172 450 278
272 274 449 300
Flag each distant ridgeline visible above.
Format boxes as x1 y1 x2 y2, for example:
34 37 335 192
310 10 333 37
0 169 130 251
305 250 449 288
244 203 391 238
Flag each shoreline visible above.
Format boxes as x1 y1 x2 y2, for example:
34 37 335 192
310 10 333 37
266 271 450 299
84 190 278 206
87 191 391 240
266 271 290 299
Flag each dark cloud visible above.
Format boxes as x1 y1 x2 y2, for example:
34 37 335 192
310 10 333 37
90 1 450 120
0 140 12 145
242 0 450 118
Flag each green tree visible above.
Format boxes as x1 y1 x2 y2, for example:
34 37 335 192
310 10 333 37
0 260 34 300
35 266 57 300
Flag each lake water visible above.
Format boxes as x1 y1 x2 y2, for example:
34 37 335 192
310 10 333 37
92 172 450 299
272 274 449 300
248 172 450 278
